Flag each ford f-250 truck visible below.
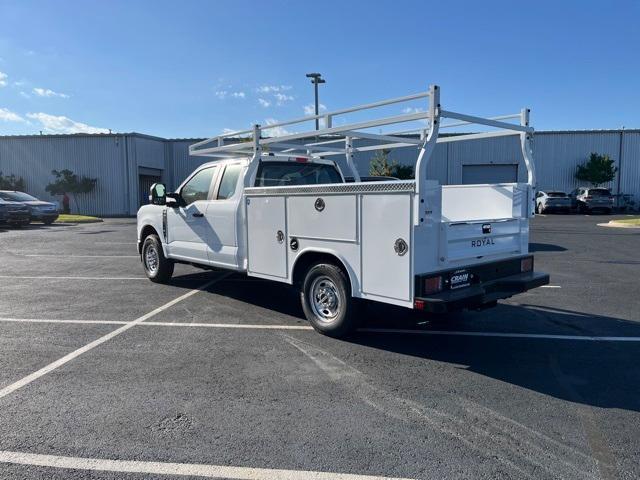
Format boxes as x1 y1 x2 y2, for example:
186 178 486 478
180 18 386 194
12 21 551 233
137 85 549 337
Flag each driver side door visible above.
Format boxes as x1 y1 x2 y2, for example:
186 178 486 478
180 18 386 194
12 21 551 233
166 166 217 263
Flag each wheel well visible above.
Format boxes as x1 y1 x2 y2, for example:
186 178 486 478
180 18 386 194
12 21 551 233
292 251 351 291
138 225 159 253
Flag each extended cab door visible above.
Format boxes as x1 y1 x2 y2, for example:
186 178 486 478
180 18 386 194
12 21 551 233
204 162 244 269
166 166 217 263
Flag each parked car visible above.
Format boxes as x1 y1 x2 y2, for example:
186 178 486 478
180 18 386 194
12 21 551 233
0 198 31 227
569 187 614 213
0 191 59 224
613 193 636 212
535 190 571 213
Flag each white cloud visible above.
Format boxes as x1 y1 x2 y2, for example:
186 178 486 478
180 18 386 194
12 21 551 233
26 112 109 134
274 93 294 105
256 85 291 93
0 107 26 123
33 87 69 98
215 90 228 99
0 71 7 87
304 103 327 115
263 118 292 137
231 91 245 99
258 98 271 108
19 91 30 99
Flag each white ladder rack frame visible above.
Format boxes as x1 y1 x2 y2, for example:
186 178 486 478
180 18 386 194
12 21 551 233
189 85 536 221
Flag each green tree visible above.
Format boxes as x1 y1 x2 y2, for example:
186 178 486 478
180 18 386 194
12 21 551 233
0 172 26 191
369 149 414 180
45 169 97 213
575 152 617 187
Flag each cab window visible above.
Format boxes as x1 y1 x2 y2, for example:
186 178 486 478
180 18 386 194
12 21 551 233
255 161 342 187
217 164 243 200
181 167 216 205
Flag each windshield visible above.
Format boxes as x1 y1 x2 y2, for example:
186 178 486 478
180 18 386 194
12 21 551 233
255 162 343 187
589 189 611 196
0 191 38 201
547 192 567 197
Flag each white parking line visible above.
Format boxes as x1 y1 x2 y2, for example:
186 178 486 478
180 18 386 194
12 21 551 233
0 317 312 330
0 450 410 480
0 317 637 342
361 328 640 342
19 254 139 258
0 318 128 325
0 274 228 400
0 275 147 280
540 285 561 288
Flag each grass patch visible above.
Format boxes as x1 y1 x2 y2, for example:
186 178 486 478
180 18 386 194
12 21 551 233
609 217 640 226
55 214 103 224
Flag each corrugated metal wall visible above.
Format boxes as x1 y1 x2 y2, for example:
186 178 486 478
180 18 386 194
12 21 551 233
1 130 638 216
0 134 129 216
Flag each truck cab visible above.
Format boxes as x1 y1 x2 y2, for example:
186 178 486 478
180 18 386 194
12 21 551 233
137 155 344 272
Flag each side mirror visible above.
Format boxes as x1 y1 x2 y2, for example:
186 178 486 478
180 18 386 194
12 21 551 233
166 192 184 207
149 183 166 205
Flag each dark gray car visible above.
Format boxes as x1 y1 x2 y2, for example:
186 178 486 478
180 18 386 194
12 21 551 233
0 191 59 224
0 198 31 227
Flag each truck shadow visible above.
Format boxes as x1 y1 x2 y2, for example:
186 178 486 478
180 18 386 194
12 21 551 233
351 302 640 413
173 272 640 413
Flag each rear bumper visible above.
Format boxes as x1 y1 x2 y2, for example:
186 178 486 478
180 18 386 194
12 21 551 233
414 256 549 313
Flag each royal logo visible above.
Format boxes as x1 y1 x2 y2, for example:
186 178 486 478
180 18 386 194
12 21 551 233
471 238 496 247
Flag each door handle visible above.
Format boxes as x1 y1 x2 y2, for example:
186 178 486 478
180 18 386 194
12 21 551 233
192 212 204 218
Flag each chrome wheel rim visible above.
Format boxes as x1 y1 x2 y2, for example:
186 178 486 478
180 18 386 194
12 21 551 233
310 275 341 322
144 243 159 275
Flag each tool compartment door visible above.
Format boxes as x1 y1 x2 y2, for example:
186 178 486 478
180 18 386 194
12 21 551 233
246 196 287 278
361 194 412 301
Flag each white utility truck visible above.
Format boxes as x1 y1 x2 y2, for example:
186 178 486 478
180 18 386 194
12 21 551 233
137 85 549 337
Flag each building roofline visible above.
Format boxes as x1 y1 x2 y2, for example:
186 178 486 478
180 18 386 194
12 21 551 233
1 128 638 143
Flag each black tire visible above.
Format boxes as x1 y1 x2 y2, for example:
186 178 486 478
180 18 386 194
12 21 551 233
141 234 174 283
43 218 55 225
535 203 540 214
300 262 358 338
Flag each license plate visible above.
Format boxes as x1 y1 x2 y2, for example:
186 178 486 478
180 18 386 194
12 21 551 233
449 269 471 290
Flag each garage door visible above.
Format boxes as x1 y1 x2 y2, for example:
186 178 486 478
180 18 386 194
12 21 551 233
462 164 518 184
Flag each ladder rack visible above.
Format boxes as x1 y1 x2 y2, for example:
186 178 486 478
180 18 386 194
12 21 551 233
189 85 536 191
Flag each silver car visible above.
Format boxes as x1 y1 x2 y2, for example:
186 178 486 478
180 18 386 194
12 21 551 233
0 191 59 224
569 187 614 214
535 190 571 214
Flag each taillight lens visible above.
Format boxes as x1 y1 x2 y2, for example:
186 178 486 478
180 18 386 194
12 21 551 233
521 257 533 272
423 276 443 295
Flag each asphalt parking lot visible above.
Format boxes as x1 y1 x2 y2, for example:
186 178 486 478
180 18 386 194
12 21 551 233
0 215 639 480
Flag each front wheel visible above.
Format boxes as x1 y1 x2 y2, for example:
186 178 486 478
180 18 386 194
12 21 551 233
141 234 174 283
301 263 358 338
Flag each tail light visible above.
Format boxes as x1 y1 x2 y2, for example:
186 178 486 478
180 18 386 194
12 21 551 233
294 157 308 163
521 257 533 272
414 299 426 310
423 275 443 295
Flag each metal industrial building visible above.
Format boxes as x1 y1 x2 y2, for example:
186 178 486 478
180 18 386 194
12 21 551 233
0 129 637 216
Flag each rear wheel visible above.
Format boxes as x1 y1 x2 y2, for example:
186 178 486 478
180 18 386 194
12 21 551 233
141 234 174 283
43 218 55 225
301 263 358 338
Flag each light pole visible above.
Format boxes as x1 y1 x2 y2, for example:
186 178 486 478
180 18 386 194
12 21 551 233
306 73 325 130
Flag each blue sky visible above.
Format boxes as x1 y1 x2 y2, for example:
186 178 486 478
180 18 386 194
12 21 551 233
0 0 638 138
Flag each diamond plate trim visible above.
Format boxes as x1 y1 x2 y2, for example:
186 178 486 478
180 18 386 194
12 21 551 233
245 181 415 196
